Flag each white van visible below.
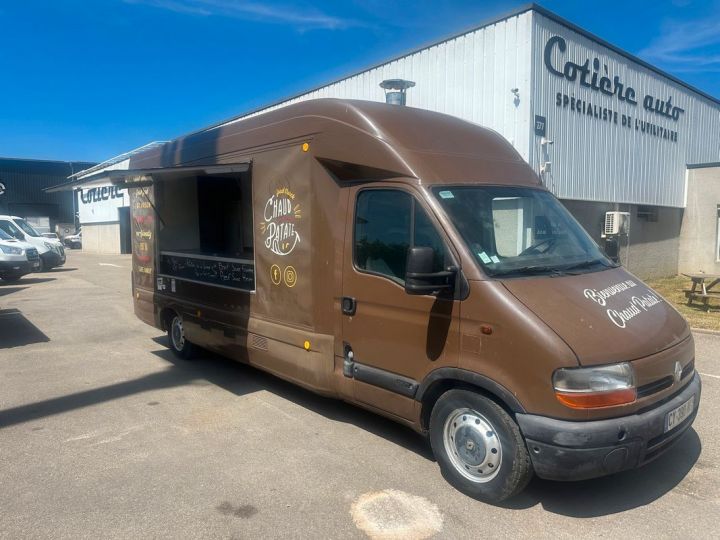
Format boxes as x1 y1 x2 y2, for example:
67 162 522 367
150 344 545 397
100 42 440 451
0 227 40 281
0 215 65 271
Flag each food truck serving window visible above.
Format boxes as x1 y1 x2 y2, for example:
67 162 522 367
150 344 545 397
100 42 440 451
156 170 255 291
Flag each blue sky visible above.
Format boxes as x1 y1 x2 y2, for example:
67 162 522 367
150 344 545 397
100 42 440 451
1 0 718 163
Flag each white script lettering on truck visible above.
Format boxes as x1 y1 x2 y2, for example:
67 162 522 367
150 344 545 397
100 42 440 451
583 280 663 329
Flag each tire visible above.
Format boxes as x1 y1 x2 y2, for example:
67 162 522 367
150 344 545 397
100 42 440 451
167 313 196 360
0 274 22 283
429 389 533 503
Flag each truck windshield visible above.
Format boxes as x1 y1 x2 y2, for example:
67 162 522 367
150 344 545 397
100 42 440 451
432 186 614 277
14 218 41 237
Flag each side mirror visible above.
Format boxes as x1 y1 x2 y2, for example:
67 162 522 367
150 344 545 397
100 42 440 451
405 246 456 296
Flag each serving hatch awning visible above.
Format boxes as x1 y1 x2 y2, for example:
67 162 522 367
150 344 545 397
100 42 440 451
45 162 251 192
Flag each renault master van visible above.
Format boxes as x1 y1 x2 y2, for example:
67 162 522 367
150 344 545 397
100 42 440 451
0 227 40 281
77 99 700 502
0 215 65 270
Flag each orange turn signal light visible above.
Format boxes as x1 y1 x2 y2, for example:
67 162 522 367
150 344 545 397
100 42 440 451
555 388 637 409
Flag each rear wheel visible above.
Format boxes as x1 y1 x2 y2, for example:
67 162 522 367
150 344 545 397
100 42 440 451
168 313 196 359
429 389 533 503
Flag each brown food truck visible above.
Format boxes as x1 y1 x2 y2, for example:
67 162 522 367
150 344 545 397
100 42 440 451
84 99 700 502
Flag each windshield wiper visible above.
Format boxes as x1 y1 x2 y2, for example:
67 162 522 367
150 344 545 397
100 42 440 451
562 259 618 272
493 265 566 277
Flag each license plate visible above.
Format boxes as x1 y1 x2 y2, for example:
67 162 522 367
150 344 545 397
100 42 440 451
665 396 694 432
32 262 40 268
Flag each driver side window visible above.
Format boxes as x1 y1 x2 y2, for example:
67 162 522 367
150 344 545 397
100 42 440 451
354 190 448 284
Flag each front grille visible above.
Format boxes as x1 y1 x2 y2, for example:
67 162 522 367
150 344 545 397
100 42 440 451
636 358 695 399
26 248 39 261
637 376 673 398
682 359 695 379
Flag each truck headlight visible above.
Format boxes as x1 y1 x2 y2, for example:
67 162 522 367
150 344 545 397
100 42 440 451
44 241 56 251
553 362 636 408
0 244 23 255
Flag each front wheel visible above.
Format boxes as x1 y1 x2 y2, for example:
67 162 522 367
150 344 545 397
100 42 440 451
168 313 196 360
429 389 533 503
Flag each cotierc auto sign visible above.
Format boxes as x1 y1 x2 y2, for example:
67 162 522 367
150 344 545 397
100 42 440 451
544 35 685 143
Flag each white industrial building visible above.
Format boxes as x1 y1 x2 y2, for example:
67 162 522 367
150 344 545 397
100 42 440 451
68 4 720 277
70 142 166 254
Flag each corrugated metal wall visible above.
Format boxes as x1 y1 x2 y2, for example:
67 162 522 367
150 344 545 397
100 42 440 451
230 12 534 161
0 158 95 223
531 12 720 208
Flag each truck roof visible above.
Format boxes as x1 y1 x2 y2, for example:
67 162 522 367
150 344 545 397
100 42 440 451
129 99 541 188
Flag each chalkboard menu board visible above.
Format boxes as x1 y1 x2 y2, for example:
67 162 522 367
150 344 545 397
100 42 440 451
131 187 156 291
159 252 255 290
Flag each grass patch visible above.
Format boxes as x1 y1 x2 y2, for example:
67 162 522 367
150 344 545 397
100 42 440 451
646 275 720 332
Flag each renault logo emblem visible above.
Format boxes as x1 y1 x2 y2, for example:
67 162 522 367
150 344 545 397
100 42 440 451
674 361 682 383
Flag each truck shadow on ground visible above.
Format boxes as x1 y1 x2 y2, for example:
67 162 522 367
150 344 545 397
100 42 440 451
148 338 436 461
504 428 701 516
148 338 700 517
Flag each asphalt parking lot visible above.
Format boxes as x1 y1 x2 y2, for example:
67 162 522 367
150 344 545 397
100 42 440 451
1 251 719 539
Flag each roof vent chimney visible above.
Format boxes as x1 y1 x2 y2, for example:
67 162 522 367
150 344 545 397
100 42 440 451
379 79 416 106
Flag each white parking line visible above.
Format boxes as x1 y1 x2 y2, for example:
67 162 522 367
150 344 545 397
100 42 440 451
99 263 124 268
699 372 720 380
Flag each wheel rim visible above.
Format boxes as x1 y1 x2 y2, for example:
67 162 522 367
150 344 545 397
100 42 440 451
443 408 502 483
171 316 185 351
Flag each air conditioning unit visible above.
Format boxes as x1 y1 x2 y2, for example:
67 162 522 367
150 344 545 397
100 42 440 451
603 211 630 236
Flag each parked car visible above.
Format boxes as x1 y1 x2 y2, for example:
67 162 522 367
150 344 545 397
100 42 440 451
0 227 40 282
0 215 65 271
64 231 82 249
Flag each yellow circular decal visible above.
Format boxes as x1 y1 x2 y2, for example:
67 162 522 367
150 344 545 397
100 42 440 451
284 266 298 288
270 264 282 285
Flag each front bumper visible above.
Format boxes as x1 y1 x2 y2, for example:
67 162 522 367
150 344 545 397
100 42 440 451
0 259 38 276
516 372 701 481
40 249 66 268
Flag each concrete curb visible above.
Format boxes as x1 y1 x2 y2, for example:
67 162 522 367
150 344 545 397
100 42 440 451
692 327 720 336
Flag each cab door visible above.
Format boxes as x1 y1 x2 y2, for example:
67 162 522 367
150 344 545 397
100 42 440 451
341 185 461 420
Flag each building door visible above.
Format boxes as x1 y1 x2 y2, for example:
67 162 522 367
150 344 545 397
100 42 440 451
341 186 461 420
118 206 131 254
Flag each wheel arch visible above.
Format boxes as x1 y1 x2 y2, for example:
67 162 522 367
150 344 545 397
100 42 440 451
159 306 179 332
416 368 525 432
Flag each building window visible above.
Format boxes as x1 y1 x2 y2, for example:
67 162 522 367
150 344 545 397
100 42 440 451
637 205 658 222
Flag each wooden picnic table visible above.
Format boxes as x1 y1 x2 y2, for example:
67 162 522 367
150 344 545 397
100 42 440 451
682 273 720 311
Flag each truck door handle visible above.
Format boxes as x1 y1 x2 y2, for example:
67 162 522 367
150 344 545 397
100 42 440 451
341 296 357 316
